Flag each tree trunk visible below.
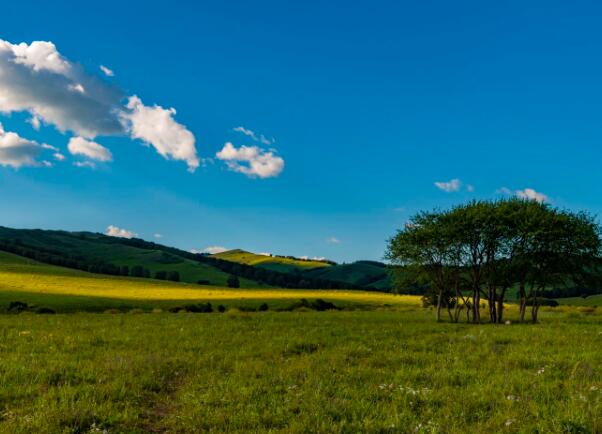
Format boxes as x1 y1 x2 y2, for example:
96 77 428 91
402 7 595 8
473 288 481 323
497 287 507 324
436 291 442 322
531 286 540 323
518 280 527 322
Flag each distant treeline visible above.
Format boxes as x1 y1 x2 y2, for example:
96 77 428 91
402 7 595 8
0 235 365 290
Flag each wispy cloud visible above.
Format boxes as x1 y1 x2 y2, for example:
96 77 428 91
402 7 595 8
99 65 114 77
233 126 275 145
200 246 228 254
434 178 462 192
327 236 341 244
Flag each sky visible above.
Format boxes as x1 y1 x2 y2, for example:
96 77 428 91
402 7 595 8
1 0 602 263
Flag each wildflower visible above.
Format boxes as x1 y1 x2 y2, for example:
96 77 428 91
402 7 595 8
506 395 520 402
537 367 545 375
18 331 31 336
505 419 514 426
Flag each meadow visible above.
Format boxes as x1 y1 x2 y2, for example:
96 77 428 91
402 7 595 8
1 251 602 433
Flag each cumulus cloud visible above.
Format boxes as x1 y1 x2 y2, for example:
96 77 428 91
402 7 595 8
100 65 114 77
327 236 341 244
68 136 112 162
516 188 549 203
0 39 124 138
201 246 228 254
0 38 199 171
233 126 274 145
216 142 284 178
0 122 53 168
122 96 199 171
153 233 163 239
434 178 462 192
105 225 137 239
498 187 549 203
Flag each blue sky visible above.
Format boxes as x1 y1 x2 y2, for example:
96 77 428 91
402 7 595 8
1 0 602 262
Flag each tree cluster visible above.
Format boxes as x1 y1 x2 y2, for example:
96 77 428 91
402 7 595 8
386 199 601 323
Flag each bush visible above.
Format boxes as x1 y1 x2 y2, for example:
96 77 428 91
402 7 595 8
526 298 559 307
155 271 167 280
217 304 226 313
227 275 240 288
197 279 211 285
8 301 28 313
258 303 269 312
103 309 122 314
35 307 56 314
167 271 180 282
169 303 213 313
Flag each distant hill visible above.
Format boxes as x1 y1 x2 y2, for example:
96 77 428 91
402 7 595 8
0 227 262 288
0 227 369 290
302 260 392 291
213 249 333 273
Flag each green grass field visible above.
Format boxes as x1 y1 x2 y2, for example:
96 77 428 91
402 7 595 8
1 251 602 433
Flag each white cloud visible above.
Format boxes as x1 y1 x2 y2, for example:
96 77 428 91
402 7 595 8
497 186 549 203
0 122 52 168
258 252 272 256
0 39 199 172
0 39 124 138
515 188 549 203
100 65 114 77
233 126 274 145
68 137 112 162
201 246 228 254
28 115 41 130
466 184 475 192
53 152 66 161
153 233 163 239
327 236 341 244
73 161 96 169
216 142 284 178
434 178 462 192
105 225 137 239
123 96 199 171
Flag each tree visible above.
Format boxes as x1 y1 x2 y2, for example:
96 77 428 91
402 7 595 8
227 275 240 288
155 270 167 280
167 271 180 282
386 199 601 324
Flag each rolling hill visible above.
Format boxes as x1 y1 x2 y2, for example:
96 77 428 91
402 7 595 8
213 249 332 273
302 260 392 291
0 227 262 288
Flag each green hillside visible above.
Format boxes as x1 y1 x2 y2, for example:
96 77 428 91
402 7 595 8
303 260 392 290
213 249 332 273
0 227 261 288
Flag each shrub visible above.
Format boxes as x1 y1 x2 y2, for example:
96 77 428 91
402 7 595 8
227 275 240 288
197 279 211 285
526 298 559 307
258 303 269 312
8 301 28 313
35 307 56 314
310 299 339 311
217 304 226 313
104 309 122 314
154 271 167 280
128 308 145 314
167 271 180 282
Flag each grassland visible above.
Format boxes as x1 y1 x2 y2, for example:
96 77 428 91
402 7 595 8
213 249 331 273
0 251 412 313
0 310 601 433
1 251 602 433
